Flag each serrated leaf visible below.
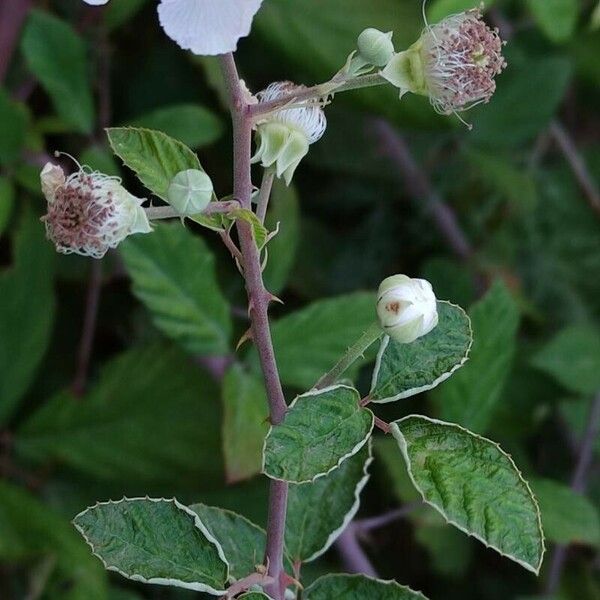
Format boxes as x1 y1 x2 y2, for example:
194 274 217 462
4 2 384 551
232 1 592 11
528 0 579 43
391 416 545 573
0 210 55 425
16 344 223 488
432 281 519 433
370 302 472 403
263 385 373 483
531 478 600 547
0 89 27 164
231 208 269 249
532 326 600 395
0 481 108 600
120 223 231 355
21 10 94 133
73 498 228 594
190 504 267 581
305 574 428 599
285 442 372 563
131 104 223 148
261 292 377 389
222 365 269 483
107 127 201 200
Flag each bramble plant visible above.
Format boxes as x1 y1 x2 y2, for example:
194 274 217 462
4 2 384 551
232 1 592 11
36 1 547 599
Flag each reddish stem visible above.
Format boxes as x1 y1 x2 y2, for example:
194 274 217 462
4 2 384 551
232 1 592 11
0 0 32 84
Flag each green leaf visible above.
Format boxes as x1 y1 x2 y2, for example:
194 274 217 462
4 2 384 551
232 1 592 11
432 281 520 433
0 175 15 236
16 344 223 488
131 104 223 148
285 442 372 562
371 302 472 403
470 55 572 147
263 180 300 294
532 326 600 395
0 89 27 164
531 478 600 547
428 0 496 22
231 208 269 250
305 574 428 599
190 504 266 581
105 0 149 30
222 365 269 483
262 292 377 389
0 209 55 425
263 385 373 483
391 416 545 573
107 127 201 200
120 223 232 355
73 498 229 594
21 10 94 133
528 0 579 43
0 481 108 600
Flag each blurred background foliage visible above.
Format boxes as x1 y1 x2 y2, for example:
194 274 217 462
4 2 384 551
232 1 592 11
0 0 599 599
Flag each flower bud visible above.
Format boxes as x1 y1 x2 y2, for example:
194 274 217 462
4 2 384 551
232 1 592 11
41 161 151 259
252 82 326 185
167 169 213 215
357 28 395 67
382 8 506 115
376 275 438 344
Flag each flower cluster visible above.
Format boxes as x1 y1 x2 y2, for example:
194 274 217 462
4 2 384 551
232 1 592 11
382 8 506 114
41 162 151 259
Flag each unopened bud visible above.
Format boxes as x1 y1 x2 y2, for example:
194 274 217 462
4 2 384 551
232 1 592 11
357 28 395 67
376 275 438 344
167 169 213 215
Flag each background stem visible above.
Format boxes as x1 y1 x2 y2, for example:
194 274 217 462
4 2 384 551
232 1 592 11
220 53 289 600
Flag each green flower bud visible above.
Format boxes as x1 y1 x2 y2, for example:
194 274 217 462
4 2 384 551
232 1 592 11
167 169 213 215
376 274 439 344
357 28 395 67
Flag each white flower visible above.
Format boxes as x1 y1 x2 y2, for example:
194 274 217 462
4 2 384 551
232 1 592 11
41 162 151 259
82 0 264 56
376 275 439 344
382 8 506 115
252 82 327 185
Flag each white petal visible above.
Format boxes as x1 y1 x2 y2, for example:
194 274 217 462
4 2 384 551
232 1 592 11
157 0 263 56
82 0 110 5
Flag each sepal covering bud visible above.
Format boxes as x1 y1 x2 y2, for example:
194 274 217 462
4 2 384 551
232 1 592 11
167 169 213 215
377 274 439 344
357 28 395 67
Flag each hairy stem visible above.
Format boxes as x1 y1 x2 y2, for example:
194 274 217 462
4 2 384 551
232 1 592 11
220 53 289 600
314 322 382 390
144 200 240 221
256 170 275 224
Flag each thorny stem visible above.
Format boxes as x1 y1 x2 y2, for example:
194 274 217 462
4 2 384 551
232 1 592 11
220 53 289 600
250 73 387 119
314 322 382 390
545 392 600 595
256 170 275 224
144 200 240 221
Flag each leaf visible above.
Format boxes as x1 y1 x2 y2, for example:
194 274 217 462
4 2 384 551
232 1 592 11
432 281 520 433
0 175 15 236
231 208 269 249
391 415 545 573
0 210 55 425
532 326 600 395
263 385 373 483
120 223 232 355
263 180 300 294
470 55 572 148
370 302 472 403
285 442 373 563
16 344 223 489
190 504 267 581
0 481 108 600
73 498 229 594
530 478 600 547
305 574 428 599
107 127 201 200
21 10 94 133
260 292 377 389
238 594 273 600
0 89 27 164
222 365 269 483
131 104 223 148
105 0 149 30
528 0 579 43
